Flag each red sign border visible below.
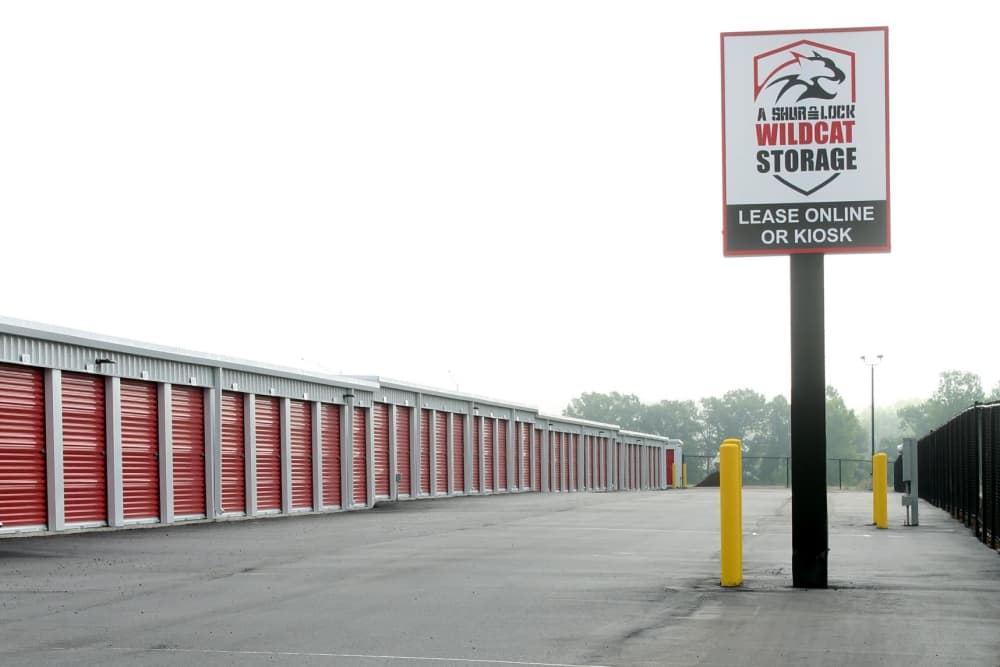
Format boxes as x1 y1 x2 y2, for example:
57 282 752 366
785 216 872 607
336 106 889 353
720 26 890 257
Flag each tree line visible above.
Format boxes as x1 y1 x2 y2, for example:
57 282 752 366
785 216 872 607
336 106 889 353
563 370 997 485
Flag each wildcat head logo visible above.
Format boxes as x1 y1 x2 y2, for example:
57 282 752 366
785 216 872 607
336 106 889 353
753 40 855 104
766 51 845 102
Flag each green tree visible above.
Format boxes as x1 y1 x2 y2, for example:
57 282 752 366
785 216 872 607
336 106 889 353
762 395 791 458
641 399 706 454
898 370 984 437
826 386 866 459
860 400 913 457
826 386 867 487
699 390 790 484
755 395 791 485
563 391 644 430
700 389 770 454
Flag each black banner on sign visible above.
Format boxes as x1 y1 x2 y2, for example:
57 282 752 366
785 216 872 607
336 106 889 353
724 200 888 255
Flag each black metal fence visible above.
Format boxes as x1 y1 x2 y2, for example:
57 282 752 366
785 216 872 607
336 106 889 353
682 454 890 489
918 403 999 551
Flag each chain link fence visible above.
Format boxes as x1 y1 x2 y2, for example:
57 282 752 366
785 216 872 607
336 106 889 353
683 454 894 489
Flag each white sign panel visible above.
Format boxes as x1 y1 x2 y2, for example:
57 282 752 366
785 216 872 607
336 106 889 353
721 27 889 256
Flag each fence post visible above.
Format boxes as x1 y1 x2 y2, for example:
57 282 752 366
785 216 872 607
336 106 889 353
838 459 843 490
976 406 983 544
873 453 888 529
720 439 742 587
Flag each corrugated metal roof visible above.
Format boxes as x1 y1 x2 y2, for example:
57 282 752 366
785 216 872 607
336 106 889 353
1 317 680 445
372 376 537 412
0 316 378 392
537 412 619 431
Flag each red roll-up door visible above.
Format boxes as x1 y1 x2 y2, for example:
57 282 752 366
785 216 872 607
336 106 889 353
452 414 465 493
622 444 628 489
647 450 652 488
588 436 594 490
629 444 634 489
592 438 598 489
563 434 570 491
562 433 570 491
650 449 655 488
255 396 281 512
419 409 431 495
497 419 508 491
622 443 628 489
571 434 578 491
515 424 522 489
625 445 630 489
639 447 644 489
172 386 205 518
220 392 246 514
611 442 628 490
635 447 640 488
395 406 411 496
653 449 658 488
640 447 645 488
628 445 633 489
471 416 481 492
598 438 603 489
667 449 675 486
616 443 622 489
321 403 341 506
626 445 632 489
0 364 47 528
533 428 542 491
120 379 159 521
62 372 106 525
570 434 577 490
290 400 313 510
523 424 531 490
510 424 519 490
435 411 447 493
352 407 368 506
373 403 390 499
599 438 606 489
593 437 600 489
640 447 645 489
482 417 495 491
616 442 622 489
633 446 638 489
550 432 560 492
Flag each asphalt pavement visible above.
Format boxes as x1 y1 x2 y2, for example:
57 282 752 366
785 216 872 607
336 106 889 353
2 488 998 666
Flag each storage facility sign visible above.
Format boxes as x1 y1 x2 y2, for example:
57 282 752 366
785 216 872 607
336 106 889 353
721 27 889 256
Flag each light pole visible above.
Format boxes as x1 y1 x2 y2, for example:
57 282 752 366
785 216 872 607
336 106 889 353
861 354 883 459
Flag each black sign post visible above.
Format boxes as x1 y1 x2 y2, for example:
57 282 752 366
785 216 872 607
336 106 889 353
722 27 888 589
789 253 828 588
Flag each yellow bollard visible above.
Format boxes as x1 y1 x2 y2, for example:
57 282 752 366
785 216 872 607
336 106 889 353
720 438 743 587
682 463 687 489
873 453 888 529
673 463 679 489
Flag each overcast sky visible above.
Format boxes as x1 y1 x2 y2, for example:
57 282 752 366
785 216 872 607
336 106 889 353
2 2 996 419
